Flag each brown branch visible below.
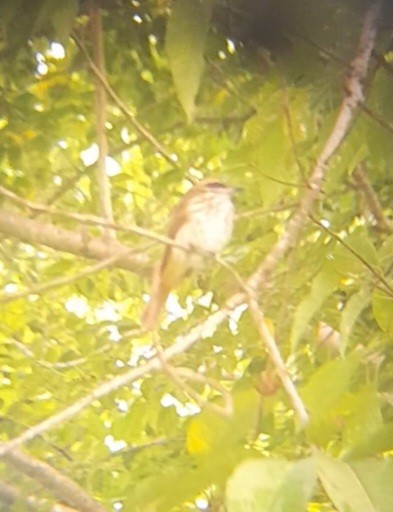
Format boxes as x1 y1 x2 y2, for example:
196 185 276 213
72 32 179 168
247 0 382 295
89 0 114 237
361 104 393 135
0 185 234 271
216 255 308 424
0 209 148 274
1 449 106 512
353 163 393 233
0 479 79 511
248 297 309 425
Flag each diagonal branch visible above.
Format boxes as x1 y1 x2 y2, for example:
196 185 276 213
73 33 179 168
0 478 79 511
247 0 382 295
2 449 106 512
248 297 309 425
0 322 218 457
0 209 148 274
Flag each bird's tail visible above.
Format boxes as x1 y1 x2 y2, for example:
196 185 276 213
141 267 171 330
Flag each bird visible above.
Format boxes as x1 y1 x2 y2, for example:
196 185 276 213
141 179 235 329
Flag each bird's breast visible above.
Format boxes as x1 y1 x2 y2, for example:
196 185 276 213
178 194 234 253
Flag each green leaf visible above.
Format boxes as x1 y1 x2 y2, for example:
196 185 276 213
339 387 383 448
349 458 393 512
316 450 392 512
372 290 393 332
166 0 213 122
339 287 370 354
290 263 339 350
331 229 379 276
51 0 78 45
345 423 393 458
226 458 316 512
301 355 360 445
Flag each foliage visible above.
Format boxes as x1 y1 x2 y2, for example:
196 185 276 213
0 0 392 511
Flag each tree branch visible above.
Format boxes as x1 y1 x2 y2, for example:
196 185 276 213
247 0 382 294
72 32 179 168
353 163 392 233
2 449 106 512
248 297 309 425
0 185 215 266
89 0 114 237
310 214 393 297
0 209 148 274
0 478 79 511
0 320 224 456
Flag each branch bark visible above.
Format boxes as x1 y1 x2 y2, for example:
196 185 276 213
2 449 106 512
73 33 179 168
353 163 392 233
0 210 148 273
0 478 79 511
89 0 115 237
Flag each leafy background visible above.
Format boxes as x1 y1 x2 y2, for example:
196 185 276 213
0 0 392 511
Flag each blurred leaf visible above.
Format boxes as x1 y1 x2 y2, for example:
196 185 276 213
339 287 370 354
51 0 78 44
317 451 393 512
372 290 393 332
166 0 213 121
226 458 316 512
301 355 360 445
348 458 393 512
290 262 339 350
345 423 393 458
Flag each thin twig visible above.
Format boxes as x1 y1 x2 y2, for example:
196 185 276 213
280 79 309 186
0 248 133 304
248 297 309 425
310 214 393 297
236 202 298 219
353 163 392 233
10 337 112 370
73 32 178 167
166 365 234 417
216 255 308 424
